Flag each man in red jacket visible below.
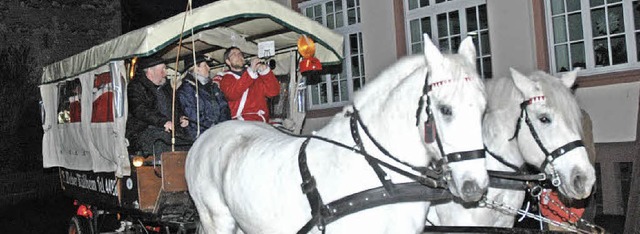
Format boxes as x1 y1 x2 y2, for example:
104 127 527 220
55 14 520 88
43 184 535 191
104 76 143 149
220 47 280 123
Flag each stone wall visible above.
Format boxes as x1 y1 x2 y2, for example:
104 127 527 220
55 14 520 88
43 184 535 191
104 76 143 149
0 0 121 75
0 0 121 206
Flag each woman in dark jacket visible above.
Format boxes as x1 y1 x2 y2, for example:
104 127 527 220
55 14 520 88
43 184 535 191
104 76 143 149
177 54 231 139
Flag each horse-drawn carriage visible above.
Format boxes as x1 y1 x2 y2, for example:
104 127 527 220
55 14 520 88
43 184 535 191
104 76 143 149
40 0 342 232
40 1 602 233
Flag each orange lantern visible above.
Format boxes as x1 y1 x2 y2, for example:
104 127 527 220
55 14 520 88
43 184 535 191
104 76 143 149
297 35 322 84
297 35 316 59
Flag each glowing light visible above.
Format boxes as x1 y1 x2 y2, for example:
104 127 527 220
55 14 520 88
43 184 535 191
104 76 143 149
297 35 316 59
132 156 145 167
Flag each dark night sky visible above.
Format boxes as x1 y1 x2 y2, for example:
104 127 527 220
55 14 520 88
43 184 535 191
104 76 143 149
120 0 218 33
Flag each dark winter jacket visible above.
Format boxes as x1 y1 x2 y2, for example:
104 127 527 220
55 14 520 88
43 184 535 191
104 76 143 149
177 73 231 139
126 75 188 144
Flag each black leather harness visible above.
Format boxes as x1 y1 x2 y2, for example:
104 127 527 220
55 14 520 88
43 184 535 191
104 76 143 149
290 71 487 233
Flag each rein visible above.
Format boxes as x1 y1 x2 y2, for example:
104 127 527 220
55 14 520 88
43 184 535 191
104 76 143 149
274 121 450 234
508 96 585 187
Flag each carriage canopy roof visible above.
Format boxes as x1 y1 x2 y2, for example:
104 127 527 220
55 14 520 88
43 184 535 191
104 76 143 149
41 0 344 84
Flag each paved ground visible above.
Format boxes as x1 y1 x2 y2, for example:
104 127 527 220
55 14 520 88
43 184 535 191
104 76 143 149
0 194 74 234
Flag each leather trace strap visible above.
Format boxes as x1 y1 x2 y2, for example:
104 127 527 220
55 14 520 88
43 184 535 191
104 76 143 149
321 182 452 225
297 138 327 234
489 176 528 190
487 170 547 182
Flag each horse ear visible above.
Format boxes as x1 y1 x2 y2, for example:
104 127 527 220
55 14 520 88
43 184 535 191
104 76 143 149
423 33 444 64
560 68 579 88
510 68 538 97
457 36 476 67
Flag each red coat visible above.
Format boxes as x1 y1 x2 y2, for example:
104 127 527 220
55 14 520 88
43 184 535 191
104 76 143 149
219 67 280 122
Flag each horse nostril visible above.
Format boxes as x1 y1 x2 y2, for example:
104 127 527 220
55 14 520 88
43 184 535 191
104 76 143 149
573 174 585 195
461 180 484 202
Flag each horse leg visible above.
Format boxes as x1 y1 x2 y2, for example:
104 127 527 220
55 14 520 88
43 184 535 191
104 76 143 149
193 188 238 234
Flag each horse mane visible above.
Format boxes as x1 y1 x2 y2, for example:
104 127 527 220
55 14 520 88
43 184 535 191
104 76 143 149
351 53 484 110
486 71 582 134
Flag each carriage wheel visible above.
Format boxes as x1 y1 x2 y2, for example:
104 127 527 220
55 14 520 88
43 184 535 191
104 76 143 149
68 216 94 234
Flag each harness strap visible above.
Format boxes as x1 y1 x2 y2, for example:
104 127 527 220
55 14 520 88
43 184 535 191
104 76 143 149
322 182 452 225
297 138 327 234
488 170 547 182
485 146 522 172
445 149 485 163
489 177 528 190
540 140 584 171
349 110 397 194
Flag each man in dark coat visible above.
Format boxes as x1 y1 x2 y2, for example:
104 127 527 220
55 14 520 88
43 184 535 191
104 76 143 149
126 56 192 156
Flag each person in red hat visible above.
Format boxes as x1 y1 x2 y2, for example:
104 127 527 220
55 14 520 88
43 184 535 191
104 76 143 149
219 47 280 123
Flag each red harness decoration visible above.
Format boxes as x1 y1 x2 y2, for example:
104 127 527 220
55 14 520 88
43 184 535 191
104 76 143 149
539 189 585 224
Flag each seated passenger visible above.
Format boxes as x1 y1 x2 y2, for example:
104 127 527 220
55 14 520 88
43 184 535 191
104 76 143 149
177 54 231 139
126 56 192 156
219 47 280 123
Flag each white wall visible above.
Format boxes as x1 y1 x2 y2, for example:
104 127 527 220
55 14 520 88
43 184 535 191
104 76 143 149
359 0 399 81
302 116 332 134
486 0 538 78
576 82 640 143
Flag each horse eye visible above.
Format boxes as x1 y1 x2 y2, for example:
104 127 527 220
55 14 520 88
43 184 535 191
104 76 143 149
538 115 551 124
438 105 452 116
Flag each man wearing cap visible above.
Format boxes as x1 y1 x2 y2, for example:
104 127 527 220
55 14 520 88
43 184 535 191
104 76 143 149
177 54 231 139
126 56 191 156
219 47 280 123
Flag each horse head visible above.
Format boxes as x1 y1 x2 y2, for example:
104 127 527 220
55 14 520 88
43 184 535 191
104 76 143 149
509 68 595 199
350 34 488 203
422 36 488 202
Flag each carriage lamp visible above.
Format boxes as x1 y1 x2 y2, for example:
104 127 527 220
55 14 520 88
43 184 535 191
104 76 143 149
129 57 138 79
297 35 323 85
76 204 93 218
132 156 145 167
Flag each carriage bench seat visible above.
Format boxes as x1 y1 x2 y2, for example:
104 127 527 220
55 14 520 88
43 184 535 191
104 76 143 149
135 151 189 212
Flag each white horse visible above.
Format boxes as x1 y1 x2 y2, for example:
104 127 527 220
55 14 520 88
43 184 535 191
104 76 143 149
185 35 488 234
428 68 596 228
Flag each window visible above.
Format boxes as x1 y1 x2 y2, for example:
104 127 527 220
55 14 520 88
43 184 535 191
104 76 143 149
546 0 640 74
91 72 114 123
301 0 364 108
57 79 82 124
405 0 492 78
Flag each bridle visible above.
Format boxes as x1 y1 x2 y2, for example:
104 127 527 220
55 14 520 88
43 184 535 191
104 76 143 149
508 95 585 187
414 74 485 182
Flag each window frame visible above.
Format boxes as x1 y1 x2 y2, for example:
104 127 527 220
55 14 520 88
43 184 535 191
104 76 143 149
544 0 640 76
299 0 364 110
404 0 492 78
